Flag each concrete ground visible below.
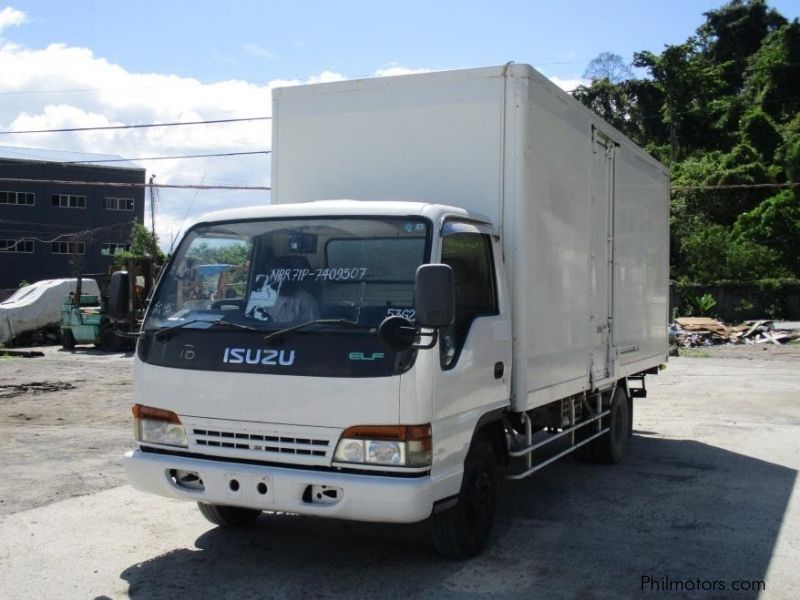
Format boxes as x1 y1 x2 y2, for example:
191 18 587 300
0 348 798 599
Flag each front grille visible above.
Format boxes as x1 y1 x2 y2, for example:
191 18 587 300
192 428 329 457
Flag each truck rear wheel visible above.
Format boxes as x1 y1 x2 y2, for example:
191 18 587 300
197 502 262 527
589 387 630 464
432 432 497 559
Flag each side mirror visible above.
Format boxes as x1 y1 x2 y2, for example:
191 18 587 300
108 271 129 321
378 316 417 351
414 264 454 329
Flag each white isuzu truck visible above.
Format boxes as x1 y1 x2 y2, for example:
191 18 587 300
123 64 669 558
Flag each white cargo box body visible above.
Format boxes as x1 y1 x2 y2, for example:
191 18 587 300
272 64 669 412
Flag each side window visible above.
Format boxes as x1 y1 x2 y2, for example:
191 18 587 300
440 232 498 369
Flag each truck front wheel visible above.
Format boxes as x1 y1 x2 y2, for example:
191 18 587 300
197 502 262 527
432 432 497 559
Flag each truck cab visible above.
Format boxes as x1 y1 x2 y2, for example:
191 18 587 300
125 200 512 556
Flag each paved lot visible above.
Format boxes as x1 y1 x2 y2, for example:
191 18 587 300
0 348 798 598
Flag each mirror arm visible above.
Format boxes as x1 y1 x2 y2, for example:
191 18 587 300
412 329 438 350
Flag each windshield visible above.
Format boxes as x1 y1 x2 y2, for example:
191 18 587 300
145 217 430 334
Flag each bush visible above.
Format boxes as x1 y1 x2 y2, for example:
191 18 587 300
679 219 788 282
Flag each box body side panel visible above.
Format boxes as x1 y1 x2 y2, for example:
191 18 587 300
272 71 506 226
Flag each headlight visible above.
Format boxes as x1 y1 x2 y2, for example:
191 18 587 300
334 424 431 467
133 404 188 448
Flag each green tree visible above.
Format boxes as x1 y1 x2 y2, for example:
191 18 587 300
743 20 800 120
679 218 787 281
114 221 165 267
697 0 787 94
582 52 633 84
574 1 800 283
735 188 800 273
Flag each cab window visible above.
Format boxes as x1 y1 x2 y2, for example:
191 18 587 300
439 232 498 369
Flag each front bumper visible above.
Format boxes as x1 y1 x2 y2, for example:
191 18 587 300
123 449 441 523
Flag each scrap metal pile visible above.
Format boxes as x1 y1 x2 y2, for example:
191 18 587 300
669 318 800 347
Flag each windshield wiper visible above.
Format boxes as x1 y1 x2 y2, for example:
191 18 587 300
152 318 259 341
263 319 373 343
209 320 260 333
151 319 208 341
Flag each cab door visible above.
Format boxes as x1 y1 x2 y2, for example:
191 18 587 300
430 221 512 469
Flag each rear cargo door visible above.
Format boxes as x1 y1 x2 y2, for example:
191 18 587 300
589 127 615 383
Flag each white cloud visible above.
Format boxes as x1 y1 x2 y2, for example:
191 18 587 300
548 76 588 92
373 64 432 78
0 6 25 33
306 70 347 84
0 39 434 248
243 44 277 59
0 41 298 246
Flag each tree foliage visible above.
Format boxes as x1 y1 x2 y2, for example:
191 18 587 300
114 220 166 267
575 0 800 283
583 52 633 83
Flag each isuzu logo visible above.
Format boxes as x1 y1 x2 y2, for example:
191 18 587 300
223 347 296 366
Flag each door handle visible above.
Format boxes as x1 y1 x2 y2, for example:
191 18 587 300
494 362 504 379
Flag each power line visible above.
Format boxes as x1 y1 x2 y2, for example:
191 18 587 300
0 176 270 191
0 150 271 170
0 116 271 136
61 150 271 164
671 182 799 192
0 217 117 230
0 220 133 245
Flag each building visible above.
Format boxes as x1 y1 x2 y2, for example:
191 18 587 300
0 145 146 291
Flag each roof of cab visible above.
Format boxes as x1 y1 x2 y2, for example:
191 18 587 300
187 200 491 229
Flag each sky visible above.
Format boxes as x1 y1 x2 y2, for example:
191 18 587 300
1 0 798 248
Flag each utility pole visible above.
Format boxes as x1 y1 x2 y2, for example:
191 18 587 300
148 174 157 255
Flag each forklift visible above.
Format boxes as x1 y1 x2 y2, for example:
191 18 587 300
60 257 157 351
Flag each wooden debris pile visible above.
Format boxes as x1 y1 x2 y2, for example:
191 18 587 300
669 318 800 347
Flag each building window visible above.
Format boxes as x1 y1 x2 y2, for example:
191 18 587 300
51 241 85 254
0 239 35 253
52 194 86 209
0 191 35 206
102 197 135 211
101 242 132 256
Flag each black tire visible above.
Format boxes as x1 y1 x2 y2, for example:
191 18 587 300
589 387 630 464
61 330 76 350
197 502 262 527
103 327 124 352
627 395 634 439
432 433 498 559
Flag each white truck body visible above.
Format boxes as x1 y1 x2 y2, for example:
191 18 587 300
124 65 668 556
272 64 670 410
